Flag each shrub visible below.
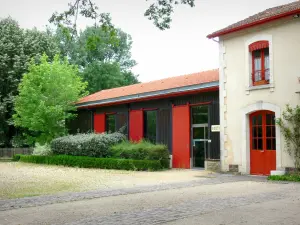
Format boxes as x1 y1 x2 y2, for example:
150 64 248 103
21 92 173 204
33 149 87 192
15 154 163 171
51 132 126 157
12 154 21 161
32 143 52 156
110 140 170 168
276 105 300 170
268 174 300 182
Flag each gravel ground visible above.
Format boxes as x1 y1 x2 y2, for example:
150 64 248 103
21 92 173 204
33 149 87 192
1 178 299 225
0 162 214 199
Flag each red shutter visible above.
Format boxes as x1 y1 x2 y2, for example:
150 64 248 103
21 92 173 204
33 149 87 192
129 110 143 142
249 41 269 52
172 104 190 169
94 113 105 133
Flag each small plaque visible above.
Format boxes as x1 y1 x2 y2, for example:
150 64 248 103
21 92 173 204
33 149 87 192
211 125 221 132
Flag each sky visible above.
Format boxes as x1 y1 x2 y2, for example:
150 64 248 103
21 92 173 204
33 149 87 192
0 0 295 82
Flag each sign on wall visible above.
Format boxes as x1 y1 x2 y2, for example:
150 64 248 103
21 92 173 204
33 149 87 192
211 125 221 132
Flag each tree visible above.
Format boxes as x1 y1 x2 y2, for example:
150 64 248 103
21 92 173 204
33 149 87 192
13 54 88 144
277 105 300 170
54 25 139 93
0 17 59 147
49 0 195 35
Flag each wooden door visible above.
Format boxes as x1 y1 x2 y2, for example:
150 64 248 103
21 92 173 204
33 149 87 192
172 104 190 169
250 111 276 175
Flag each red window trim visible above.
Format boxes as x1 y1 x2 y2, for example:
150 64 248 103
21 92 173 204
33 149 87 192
249 41 269 52
250 41 269 86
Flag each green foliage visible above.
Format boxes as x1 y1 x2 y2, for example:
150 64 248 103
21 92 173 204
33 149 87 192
145 0 195 30
13 54 88 144
49 0 195 32
50 132 126 157
12 154 21 161
33 143 53 156
11 133 29 148
0 17 59 147
276 105 300 169
54 25 139 94
268 174 300 182
110 140 170 168
15 154 163 171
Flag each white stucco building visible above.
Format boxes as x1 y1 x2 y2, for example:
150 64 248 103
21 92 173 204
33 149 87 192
207 1 300 175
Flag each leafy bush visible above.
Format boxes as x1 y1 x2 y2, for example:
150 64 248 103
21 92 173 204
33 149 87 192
276 105 300 170
33 143 52 156
110 140 170 168
51 132 126 157
14 154 163 171
268 174 300 182
12 154 21 161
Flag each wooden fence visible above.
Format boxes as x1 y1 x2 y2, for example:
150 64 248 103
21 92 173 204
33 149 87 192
0 148 33 158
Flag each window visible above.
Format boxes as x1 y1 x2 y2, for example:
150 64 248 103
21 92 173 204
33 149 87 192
106 114 116 133
250 111 276 151
144 110 157 143
249 41 270 86
116 113 128 135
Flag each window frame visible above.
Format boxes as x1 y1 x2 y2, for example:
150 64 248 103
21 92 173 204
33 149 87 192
249 41 270 86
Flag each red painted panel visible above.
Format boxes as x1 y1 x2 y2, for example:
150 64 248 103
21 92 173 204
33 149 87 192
94 113 105 133
172 104 190 169
129 110 143 142
250 111 276 175
264 150 276 175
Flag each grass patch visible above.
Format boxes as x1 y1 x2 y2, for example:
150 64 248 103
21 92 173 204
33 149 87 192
14 154 163 171
268 174 300 182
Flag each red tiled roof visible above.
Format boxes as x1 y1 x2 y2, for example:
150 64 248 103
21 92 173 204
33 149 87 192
77 69 219 106
207 0 300 38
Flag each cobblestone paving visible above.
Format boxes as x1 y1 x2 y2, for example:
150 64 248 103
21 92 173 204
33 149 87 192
63 191 287 225
0 174 266 211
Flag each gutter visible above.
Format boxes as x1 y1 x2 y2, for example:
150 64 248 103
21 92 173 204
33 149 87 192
207 9 300 39
76 81 219 108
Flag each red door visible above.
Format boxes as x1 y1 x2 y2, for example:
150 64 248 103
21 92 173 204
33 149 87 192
94 113 105 133
129 110 143 142
172 104 190 169
250 111 276 175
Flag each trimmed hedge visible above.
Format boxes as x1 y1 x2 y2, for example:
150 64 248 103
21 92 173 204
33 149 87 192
51 132 125 158
13 154 163 171
268 174 300 182
110 140 170 168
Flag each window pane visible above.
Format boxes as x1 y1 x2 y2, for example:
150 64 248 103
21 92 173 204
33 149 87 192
106 114 116 133
272 126 276 138
144 111 157 143
267 138 272 150
257 139 263 150
252 116 257 125
264 49 270 81
257 126 262 138
257 115 262 125
116 113 127 135
252 127 257 138
266 114 274 125
266 126 272 138
192 106 208 124
252 138 257 150
193 127 204 139
272 138 276 150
